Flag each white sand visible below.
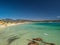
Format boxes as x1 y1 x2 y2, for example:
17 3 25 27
0 22 29 28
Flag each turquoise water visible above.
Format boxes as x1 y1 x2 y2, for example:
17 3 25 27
0 22 60 45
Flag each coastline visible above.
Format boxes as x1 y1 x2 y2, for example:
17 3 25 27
0 22 30 28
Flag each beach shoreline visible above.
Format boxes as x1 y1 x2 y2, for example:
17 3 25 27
0 22 28 28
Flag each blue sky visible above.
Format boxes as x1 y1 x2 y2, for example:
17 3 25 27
0 0 60 20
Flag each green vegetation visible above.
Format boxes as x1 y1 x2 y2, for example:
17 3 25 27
0 18 60 24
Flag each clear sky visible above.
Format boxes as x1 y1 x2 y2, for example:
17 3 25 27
0 0 60 20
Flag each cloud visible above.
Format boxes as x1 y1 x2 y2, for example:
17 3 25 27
57 16 60 18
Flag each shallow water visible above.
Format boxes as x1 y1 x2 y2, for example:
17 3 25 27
0 22 60 45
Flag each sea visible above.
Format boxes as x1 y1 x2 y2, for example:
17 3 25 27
0 22 60 45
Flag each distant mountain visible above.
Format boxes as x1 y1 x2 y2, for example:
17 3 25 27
1 18 15 23
0 19 60 23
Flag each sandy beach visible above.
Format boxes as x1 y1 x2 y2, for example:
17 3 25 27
0 22 30 29
0 23 24 29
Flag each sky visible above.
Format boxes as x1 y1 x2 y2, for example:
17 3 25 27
0 0 60 20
